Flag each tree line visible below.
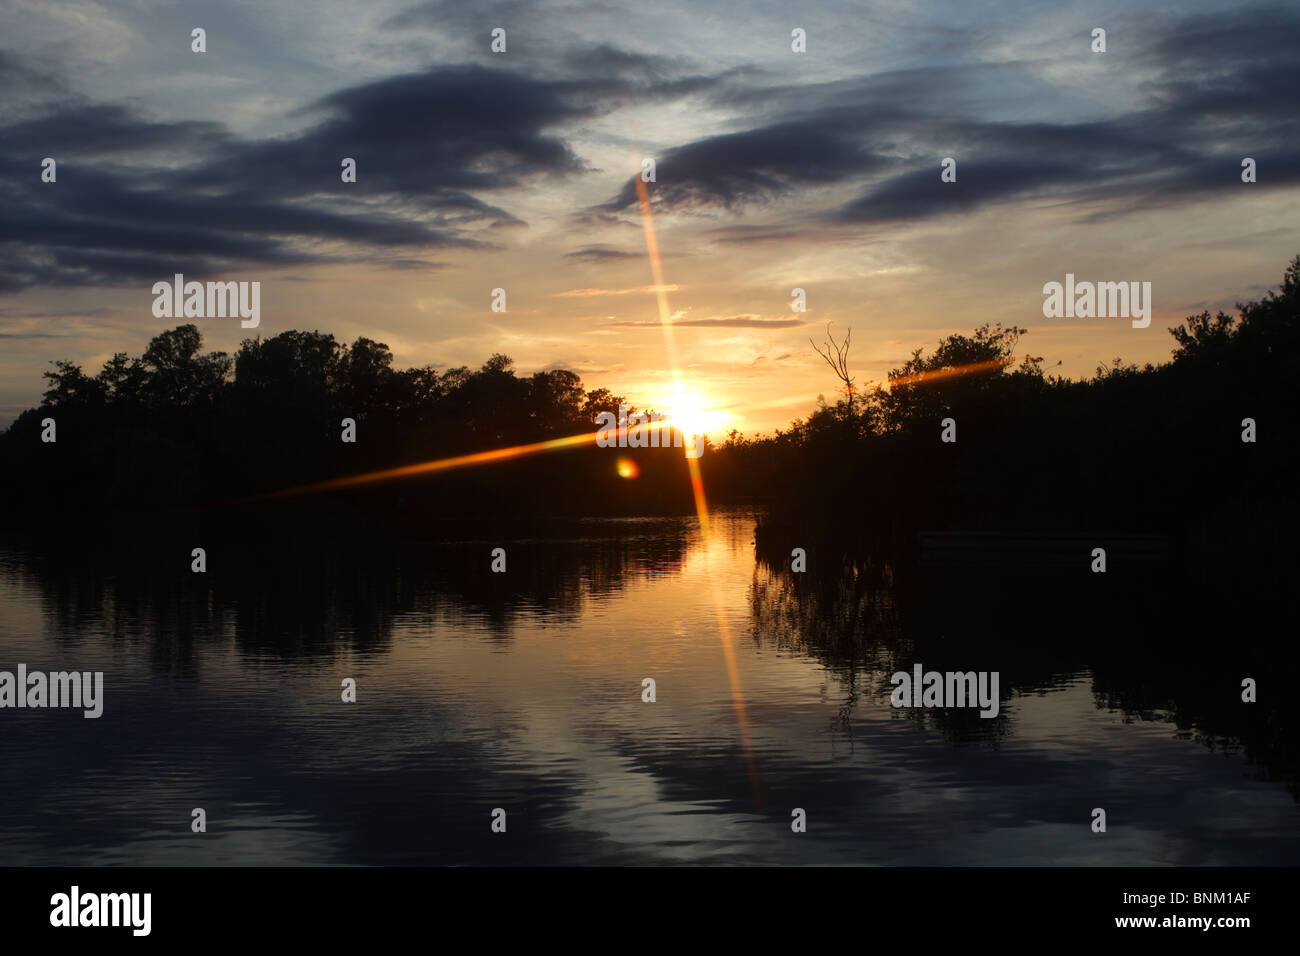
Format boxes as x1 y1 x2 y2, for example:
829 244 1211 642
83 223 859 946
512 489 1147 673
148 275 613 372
709 255 1299 578
2 255 1297 552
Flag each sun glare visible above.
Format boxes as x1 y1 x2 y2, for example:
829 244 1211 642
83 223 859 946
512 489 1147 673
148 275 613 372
662 385 727 438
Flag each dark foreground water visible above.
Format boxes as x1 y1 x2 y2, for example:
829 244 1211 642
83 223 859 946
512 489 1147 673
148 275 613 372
1 510 1296 865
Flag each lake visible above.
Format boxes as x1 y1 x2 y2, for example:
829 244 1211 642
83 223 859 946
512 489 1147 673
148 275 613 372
1 509 1296 865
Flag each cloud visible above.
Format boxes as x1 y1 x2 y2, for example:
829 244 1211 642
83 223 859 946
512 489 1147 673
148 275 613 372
554 284 678 297
606 315 808 329
5 0 1298 315
595 118 888 213
704 226 812 245
590 5 1300 228
192 65 593 201
0 54 689 293
564 245 641 263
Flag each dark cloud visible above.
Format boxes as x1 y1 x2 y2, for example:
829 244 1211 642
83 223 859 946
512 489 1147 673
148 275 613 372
0 61 622 292
834 158 1072 223
594 5 1300 227
0 305 115 319
382 259 450 270
573 210 642 230
5 3 1298 298
1 41 735 295
595 118 888 213
564 245 639 263
1 105 230 159
181 65 592 202
385 0 572 32
384 2 713 84
705 225 823 245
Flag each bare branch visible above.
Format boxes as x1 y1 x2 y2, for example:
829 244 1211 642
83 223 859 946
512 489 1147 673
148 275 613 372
810 322 855 413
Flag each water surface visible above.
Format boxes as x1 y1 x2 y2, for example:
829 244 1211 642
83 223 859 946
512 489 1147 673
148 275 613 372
1 511 1295 865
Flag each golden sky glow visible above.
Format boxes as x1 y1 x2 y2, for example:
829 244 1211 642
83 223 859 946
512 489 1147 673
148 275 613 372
2 1 1297 435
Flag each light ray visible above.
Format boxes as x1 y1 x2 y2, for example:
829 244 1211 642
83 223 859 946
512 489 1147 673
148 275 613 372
228 419 676 504
885 357 1014 389
634 175 762 807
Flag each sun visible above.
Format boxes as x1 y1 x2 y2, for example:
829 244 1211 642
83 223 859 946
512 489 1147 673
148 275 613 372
661 384 727 438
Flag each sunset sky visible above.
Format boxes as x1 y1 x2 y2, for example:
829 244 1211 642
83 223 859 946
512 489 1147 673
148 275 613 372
2 0 1298 434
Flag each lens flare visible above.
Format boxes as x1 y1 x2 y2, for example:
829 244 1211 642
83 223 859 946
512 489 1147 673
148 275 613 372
661 383 727 439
